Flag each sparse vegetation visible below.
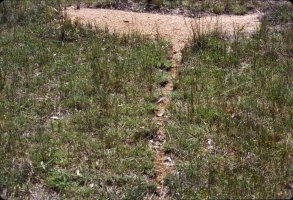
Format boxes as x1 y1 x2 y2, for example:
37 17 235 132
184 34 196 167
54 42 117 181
76 0 282 15
0 0 169 198
264 2 293 24
0 0 292 199
165 4 293 199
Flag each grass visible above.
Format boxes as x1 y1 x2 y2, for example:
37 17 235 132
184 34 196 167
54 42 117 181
0 0 292 199
74 0 278 15
164 5 293 199
264 2 293 24
0 0 170 198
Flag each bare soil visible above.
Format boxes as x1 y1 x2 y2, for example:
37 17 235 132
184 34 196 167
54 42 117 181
66 7 262 198
66 8 261 52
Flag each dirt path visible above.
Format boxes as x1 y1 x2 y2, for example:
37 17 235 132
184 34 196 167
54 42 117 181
66 8 262 198
66 8 261 52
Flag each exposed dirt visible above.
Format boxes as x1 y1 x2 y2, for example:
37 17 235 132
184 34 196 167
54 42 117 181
66 7 262 198
66 8 261 52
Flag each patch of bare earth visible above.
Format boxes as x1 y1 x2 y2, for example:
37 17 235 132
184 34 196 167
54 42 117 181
66 7 262 198
66 8 261 51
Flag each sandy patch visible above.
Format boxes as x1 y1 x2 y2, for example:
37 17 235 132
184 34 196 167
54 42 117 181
66 8 261 52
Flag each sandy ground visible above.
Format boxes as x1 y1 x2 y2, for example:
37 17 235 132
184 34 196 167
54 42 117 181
66 8 262 52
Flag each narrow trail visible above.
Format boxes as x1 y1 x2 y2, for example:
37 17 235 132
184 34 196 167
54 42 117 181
66 7 261 198
150 49 181 198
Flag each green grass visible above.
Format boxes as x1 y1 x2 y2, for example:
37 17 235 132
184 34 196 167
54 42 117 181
0 1 170 198
264 2 293 25
0 0 293 199
164 6 293 199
